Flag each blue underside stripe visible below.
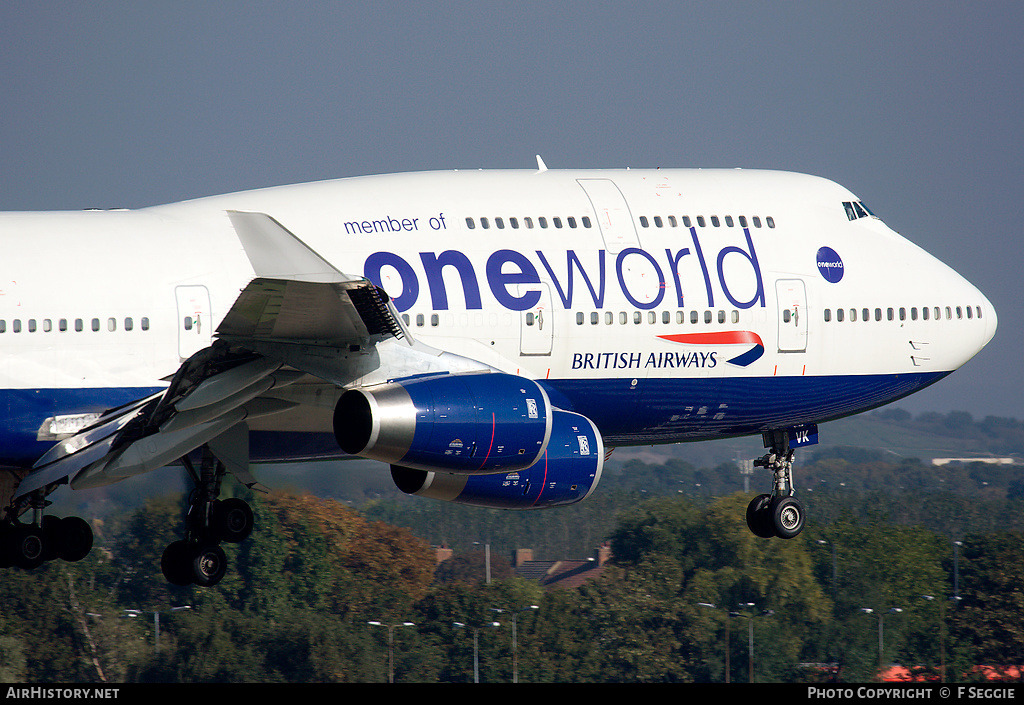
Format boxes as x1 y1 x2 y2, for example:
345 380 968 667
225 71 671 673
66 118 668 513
0 371 950 468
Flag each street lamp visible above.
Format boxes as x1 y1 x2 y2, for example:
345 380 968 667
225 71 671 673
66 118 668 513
122 606 191 654
368 621 415 683
732 603 774 683
454 621 500 683
816 538 838 601
491 605 539 683
859 607 903 678
697 603 731 683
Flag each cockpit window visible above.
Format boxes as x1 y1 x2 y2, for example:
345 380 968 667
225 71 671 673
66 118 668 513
842 201 876 221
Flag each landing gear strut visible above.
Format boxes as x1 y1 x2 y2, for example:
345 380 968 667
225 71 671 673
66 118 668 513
746 431 806 539
161 447 254 587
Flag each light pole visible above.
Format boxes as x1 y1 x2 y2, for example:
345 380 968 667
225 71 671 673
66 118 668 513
122 606 191 654
919 595 947 679
952 540 963 601
860 607 903 679
697 603 730 683
732 603 773 683
368 621 415 683
492 605 539 683
454 621 500 683
816 538 838 601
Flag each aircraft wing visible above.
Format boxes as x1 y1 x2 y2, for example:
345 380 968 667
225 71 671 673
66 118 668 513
14 211 487 504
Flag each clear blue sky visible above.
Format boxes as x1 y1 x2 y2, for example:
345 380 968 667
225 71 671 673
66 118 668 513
2 1 1021 419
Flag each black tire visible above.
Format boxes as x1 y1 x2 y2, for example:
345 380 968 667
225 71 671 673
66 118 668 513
769 495 805 539
191 542 227 587
11 524 47 569
213 498 253 544
57 516 93 562
41 515 63 562
745 494 776 538
162 540 195 586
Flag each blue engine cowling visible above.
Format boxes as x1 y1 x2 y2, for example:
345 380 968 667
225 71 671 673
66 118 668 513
389 408 604 509
334 372 554 474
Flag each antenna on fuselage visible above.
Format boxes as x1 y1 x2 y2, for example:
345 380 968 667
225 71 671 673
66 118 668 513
536 154 548 172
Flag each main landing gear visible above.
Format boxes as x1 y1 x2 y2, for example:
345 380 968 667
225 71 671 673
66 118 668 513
161 447 254 587
0 509 93 570
746 431 806 540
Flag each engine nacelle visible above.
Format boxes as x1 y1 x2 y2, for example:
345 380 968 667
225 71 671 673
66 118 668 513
334 372 553 474
390 408 604 509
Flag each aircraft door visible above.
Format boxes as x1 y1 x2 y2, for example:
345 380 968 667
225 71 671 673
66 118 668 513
576 178 640 254
776 279 808 353
175 285 213 360
518 282 553 356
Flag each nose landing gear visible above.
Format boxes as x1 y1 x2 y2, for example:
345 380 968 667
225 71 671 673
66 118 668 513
746 431 806 540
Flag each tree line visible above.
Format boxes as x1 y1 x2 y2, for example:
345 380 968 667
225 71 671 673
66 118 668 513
2 454 1023 682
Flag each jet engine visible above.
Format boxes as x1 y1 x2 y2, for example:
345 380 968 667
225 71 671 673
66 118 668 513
390 406 604 509
334 372 555 474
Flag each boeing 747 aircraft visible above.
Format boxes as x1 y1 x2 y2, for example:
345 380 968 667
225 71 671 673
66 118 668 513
0 160 996 586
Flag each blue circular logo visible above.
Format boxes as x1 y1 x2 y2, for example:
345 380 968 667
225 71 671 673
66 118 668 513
816 247 844 283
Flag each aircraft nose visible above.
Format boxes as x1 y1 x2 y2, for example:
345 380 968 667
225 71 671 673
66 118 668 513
980 289 998 351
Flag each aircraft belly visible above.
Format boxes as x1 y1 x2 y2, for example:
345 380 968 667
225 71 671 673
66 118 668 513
545 371 950 445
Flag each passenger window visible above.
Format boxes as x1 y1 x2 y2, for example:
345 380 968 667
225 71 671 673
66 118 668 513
465 217 475 229
141 317 150 331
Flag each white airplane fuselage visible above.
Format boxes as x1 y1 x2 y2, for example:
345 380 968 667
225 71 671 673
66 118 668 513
0 167 997 470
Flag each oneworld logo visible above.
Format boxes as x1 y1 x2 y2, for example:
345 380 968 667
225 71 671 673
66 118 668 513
816 247 844 283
